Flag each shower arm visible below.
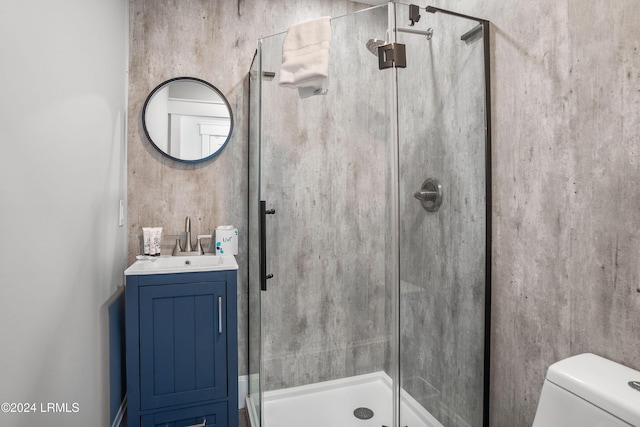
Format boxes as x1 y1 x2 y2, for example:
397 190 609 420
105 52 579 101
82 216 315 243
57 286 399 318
397 27 433 37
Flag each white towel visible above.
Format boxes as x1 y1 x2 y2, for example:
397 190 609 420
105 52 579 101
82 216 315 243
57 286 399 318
279 16 331 97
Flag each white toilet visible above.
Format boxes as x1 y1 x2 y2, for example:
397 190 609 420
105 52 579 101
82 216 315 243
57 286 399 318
533 353 640 426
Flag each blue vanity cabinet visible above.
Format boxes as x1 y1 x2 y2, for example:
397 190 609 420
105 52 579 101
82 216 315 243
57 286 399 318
126 269 238 427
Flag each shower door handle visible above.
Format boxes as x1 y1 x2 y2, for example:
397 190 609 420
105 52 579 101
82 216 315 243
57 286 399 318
260 201 275 291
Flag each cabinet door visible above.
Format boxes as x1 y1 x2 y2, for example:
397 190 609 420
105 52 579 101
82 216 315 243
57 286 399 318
139 281 228 411
141 401 228 427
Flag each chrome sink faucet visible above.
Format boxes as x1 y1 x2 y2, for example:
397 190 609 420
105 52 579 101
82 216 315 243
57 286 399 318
183 216 194 252
172 217 210 256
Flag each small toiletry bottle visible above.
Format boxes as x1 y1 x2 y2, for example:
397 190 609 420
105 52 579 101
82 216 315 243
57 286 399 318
142 227 152 255
152 227 163 256
215 226 239 255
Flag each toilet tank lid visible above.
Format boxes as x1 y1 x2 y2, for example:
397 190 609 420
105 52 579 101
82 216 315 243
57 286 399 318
546 353 640 425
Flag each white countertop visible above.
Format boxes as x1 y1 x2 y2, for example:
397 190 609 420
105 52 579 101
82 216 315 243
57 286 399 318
125 255 238 276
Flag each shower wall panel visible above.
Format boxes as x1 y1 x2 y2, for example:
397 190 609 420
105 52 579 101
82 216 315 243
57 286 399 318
130 0 367 381
259 7 393 391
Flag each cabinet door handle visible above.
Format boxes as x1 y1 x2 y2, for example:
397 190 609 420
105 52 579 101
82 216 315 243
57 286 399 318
218 296 223 334
186 418 206 427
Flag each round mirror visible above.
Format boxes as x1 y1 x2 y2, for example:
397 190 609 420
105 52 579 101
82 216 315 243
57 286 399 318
142 77 233 163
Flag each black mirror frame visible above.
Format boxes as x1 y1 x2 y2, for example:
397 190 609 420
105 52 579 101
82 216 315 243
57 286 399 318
142 77 234 163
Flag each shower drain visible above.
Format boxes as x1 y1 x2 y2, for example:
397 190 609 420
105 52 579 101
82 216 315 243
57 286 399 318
353 407 374 420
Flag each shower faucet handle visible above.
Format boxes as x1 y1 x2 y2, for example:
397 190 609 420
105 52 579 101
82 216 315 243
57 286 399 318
414 189 438 200
414 178 443 212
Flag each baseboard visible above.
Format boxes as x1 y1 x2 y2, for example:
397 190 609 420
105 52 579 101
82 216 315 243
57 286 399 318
111 394 127 427
238 375 248 409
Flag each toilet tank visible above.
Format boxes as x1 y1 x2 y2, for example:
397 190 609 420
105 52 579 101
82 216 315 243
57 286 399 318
532 353 640 427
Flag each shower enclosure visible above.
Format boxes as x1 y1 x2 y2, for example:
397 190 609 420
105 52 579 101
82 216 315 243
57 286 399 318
248 3 490 427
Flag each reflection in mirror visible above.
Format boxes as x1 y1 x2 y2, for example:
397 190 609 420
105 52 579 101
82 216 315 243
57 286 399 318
143 77 233 163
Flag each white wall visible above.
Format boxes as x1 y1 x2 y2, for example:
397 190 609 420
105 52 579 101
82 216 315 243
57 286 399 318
0 0 128 426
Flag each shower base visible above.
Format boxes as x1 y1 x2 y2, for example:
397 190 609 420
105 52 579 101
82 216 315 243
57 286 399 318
246 372 443 427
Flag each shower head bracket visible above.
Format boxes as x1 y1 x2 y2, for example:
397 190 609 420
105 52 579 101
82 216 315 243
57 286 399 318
409 4 421 26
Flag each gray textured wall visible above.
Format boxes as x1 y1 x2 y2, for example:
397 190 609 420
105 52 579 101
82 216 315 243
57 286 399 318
128 0 367 383
129 0 640 426
434 0 640 425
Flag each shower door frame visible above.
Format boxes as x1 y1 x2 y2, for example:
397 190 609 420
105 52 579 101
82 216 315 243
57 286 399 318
432 10 492 426
394 7 492 425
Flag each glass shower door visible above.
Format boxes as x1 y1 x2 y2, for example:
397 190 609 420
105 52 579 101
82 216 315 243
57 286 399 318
247 50 262 427
395 4 490 427
251 5 398 427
